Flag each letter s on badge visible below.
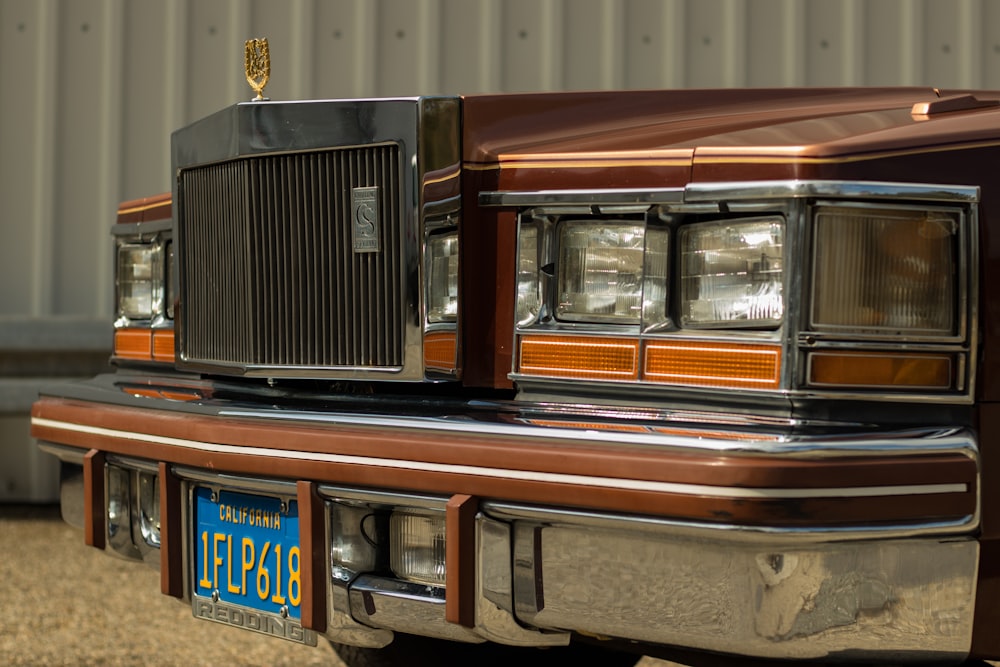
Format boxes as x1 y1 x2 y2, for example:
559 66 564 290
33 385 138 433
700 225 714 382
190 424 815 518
352 186 380 253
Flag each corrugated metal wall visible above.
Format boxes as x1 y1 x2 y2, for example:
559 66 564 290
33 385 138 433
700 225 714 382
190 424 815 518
1 0 998 498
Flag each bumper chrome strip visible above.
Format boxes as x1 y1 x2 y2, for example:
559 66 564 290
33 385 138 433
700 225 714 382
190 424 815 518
32 417 970 501
348 576 483 644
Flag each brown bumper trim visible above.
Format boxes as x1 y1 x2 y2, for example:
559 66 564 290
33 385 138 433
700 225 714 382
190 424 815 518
33 397 978 529
83 449 105 550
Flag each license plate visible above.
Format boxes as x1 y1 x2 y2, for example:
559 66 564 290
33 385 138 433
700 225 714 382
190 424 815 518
191 487 317 645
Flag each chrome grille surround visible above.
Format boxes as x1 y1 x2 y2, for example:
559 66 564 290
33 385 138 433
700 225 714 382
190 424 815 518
171 98 461 380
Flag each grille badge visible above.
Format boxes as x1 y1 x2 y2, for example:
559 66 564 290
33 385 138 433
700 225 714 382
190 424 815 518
352 186 381 253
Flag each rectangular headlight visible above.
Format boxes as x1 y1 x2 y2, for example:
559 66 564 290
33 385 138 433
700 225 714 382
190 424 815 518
427 232 458 323
557 221 645 323
680 218 784 328
811 206 957 334
117 243 155 320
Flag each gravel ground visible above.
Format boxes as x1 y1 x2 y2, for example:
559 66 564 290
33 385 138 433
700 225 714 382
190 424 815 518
0 504 680 666
0 504 342 666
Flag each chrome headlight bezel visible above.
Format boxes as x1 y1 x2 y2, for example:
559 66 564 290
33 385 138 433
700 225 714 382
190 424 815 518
506 181 975 404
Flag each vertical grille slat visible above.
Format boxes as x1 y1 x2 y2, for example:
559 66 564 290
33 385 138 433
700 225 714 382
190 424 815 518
179 145 404 372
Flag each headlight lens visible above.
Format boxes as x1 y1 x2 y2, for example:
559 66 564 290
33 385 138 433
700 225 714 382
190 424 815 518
516 224 541 325
557 221 645 323
117 243 156 320
427 232 458 323
811 206 957 334
680 218 784 327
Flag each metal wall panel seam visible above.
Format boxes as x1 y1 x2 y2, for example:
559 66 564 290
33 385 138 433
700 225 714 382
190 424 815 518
841 0 864 85
541 0 563 90
164 0 188 172
664 0 686 88
356 0 377 97
899 0 920 86
31 0 58 316
229 0 252 104
958 0 983 89
479 0 503 91
289 0 315 99
418 0 442 94
783 0 806 86
600 0 625 89
722 0 747 87
95 0 125 317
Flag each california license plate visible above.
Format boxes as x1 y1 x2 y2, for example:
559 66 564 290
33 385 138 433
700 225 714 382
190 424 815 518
191 487 317 645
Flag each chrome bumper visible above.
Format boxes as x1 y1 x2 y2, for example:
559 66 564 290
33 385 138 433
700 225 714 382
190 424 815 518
491 508 977 662
344 510 977 662
34 375 981 663
48 448 978 664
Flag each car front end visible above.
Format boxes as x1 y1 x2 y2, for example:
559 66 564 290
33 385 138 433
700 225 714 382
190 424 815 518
33 87 1000 665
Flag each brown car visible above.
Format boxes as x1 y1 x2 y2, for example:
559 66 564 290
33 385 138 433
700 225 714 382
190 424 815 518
32 86 999 666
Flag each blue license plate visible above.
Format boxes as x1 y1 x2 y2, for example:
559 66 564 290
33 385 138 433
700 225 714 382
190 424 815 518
192 487 315 644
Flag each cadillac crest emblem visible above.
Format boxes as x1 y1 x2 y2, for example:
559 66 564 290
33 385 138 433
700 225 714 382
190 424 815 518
352 187 381 253
244 38 270 101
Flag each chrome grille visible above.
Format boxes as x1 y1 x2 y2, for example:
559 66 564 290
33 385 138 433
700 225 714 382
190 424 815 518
178 145 404 372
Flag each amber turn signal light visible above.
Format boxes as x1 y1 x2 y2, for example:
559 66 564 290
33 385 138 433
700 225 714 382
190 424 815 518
114 327 176 364
807 351 953 389
644 341 782 390
114 328 152 360
518 335 640 381
424 331 457 372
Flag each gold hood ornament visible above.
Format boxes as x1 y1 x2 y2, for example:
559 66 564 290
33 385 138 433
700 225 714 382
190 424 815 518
244 38 270 101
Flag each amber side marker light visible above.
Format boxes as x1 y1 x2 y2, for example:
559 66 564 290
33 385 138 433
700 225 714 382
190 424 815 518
644 341 782 390
518 335 640 381
424 331 457 372
808 351 953 389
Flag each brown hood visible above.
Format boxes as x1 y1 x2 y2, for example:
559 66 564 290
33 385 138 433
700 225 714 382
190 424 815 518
461 88 1000 189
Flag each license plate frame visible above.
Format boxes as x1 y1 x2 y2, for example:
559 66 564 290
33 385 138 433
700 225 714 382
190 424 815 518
190 486 317 645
